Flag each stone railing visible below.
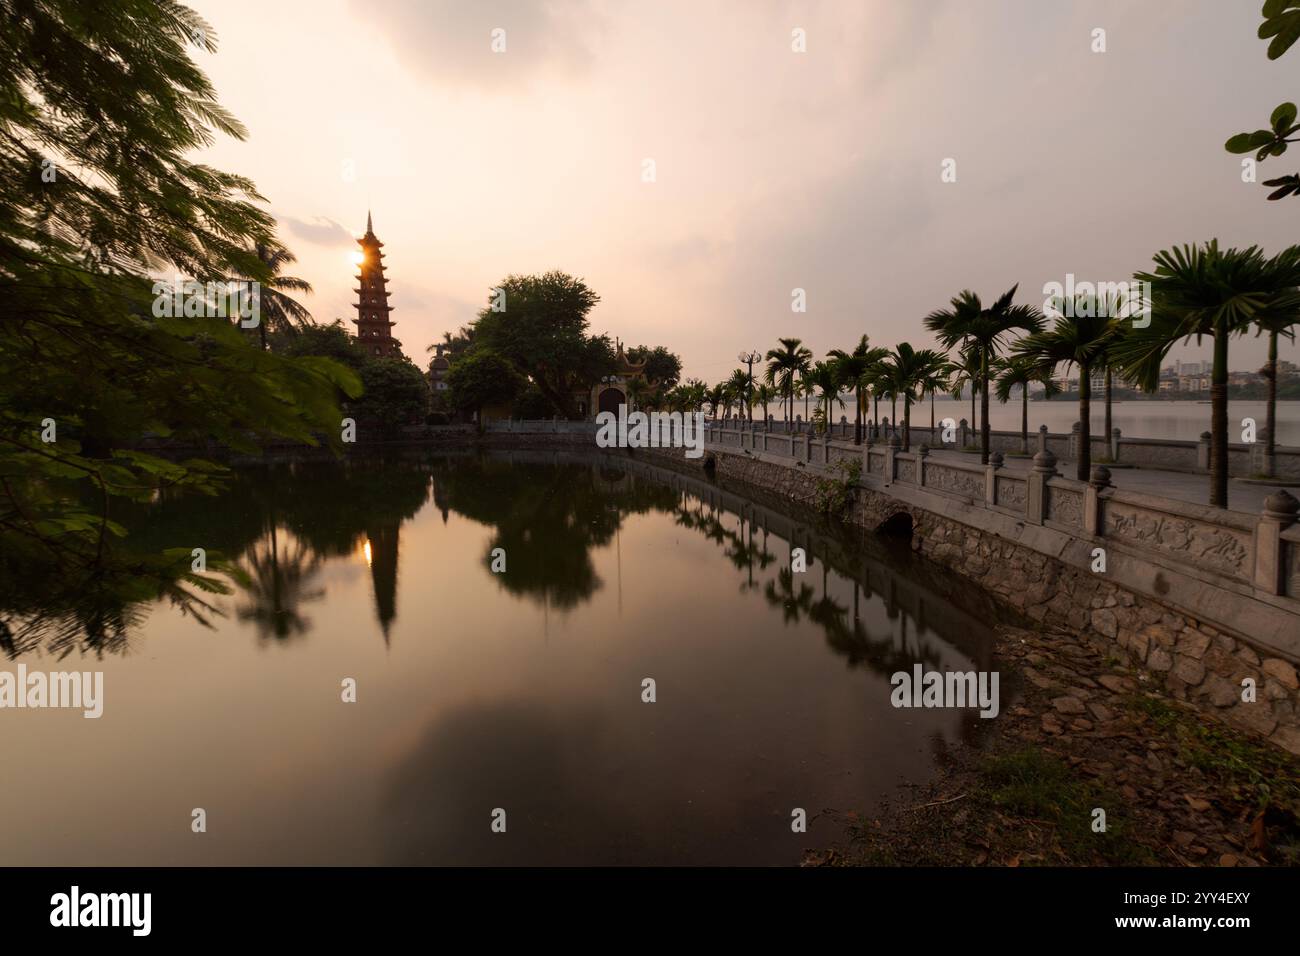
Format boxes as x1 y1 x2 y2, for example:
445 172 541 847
702 423 1300 663
716 415 1300 478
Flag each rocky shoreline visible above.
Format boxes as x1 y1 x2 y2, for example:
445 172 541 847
807 622 1300 867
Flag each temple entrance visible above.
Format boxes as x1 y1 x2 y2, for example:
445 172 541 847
598 387 625 416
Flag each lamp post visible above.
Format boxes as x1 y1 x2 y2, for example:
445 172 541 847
738 349 761 423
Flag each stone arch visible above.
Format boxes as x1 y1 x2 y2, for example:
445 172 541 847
876 511 914 539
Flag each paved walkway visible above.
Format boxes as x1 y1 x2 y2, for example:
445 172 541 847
917 446 1298 516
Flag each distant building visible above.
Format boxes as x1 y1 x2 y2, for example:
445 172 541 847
351 211 405 359
428 344 450 392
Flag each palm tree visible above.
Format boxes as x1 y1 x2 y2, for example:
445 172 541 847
246 242 314 350
925 286 1044 463
948 344 983 443
919 360 954 433
753 382 774 425
994 355 1061 455
705 382 727 420
1115 241 1300 505
1014 299 1120 480
829 335 890 444
764 338 812 425
806 361 843 434
799 369 814 425
728 367 754 422
880 343 949 450
1255 315 1297 477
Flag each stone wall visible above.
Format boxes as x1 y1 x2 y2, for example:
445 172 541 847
648 444 1300 755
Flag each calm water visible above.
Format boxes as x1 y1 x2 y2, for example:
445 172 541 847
0 452 1002 865
912 399 1300 445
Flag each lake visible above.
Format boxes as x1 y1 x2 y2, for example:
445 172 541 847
792 399 1300 445
0 452 1002 865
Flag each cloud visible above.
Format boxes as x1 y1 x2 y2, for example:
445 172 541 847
279 215 356 248
354 0 602 90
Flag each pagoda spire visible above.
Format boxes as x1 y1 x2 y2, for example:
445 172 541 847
351 211 403 359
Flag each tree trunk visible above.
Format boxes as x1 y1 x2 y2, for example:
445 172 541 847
853 385 863 445
1021 387 1029 455
1077 363 1091 481
1104 367 1113 459
1266 330 1278 478
903 396 912 451
930 391 935 431
969 382 976 444
1210 323 1229 507
980 349 990 465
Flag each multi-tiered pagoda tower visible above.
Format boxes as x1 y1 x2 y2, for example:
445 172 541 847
352 211 404 358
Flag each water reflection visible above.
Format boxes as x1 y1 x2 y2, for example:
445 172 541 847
0 451 1009 865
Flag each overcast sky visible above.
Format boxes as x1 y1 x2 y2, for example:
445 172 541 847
192 0 1300 379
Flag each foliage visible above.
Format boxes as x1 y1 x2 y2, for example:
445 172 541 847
626 345 682 390
0 0 361 648
814 458 861 517
446 350 527 422
353 358 429 437
469 271 612 418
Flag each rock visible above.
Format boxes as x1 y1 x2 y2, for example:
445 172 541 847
1172 830 1195 847
1052 696 1087 715
1087 701 1115 723
1202 676 1240 708
1070 718 1094 732
1091 609 1118 639
1261 658 1299 691
1041 715 1064 735
1098 674 1135 694
1176 631 1212 661
1147 646 1173 672
1022 667 1056 690
1224 704 1278 738
1184 795 1212 812
1219 853 1238 867
1269 724 1300 756
1172 656 1206 686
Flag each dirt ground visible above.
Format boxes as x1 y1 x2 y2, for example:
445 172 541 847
806 624 1300 868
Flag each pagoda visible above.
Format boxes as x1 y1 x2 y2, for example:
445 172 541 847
352 211 404 358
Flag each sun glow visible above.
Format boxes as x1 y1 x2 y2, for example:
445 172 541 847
349 250 365 267
363 539 373 566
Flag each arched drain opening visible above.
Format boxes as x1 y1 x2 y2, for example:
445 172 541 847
876 511 914 539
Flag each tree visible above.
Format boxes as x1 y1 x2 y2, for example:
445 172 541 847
1223 3 1300 200
0 0 360 648
1113 242 1300 504
353 358 430 438
244 242 313 351
925 286 1044 463
446 351 526 427
626 345 682 392
806 361 843 435
764 338 812 424
994 356 1061 455
1015 298 1121 481
880 344 949 451
278 319 367 370
470 272 611 418
1255 314 1297 475
753 383 774 424
727 367 753 421
829 335 890 445
948 344 983 442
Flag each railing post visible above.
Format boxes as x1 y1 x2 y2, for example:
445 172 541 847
985 450 1002 505
1111 427 1121 462
1070 421 1081 461
1028 449 1056 525
862 430 873 476
1197 430 1211 471
958 417 968 448
1254 490 1298 595
885 433 900 483
1085 465 1111 536
917 443 929 486
800 430 811 462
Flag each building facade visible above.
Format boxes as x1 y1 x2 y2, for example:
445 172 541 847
352 212 405 359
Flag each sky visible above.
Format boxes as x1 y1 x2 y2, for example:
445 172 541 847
190 0 1300 380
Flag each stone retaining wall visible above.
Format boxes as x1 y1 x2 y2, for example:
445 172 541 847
644 445 1300 755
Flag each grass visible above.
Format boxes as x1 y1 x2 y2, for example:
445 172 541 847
978 748 1153 865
